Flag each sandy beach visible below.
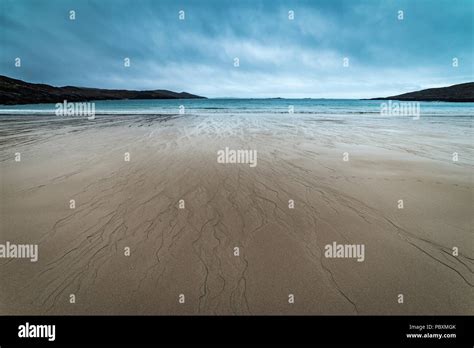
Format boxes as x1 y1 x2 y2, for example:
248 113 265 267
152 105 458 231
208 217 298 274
0 112 473 315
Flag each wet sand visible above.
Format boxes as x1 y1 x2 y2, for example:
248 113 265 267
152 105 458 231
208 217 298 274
0 113 473 314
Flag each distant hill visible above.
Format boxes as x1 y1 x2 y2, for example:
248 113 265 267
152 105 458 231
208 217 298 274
370 82 474 102
0 75 206 105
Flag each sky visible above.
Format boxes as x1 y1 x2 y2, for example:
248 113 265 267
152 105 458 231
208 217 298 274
0 0 472 98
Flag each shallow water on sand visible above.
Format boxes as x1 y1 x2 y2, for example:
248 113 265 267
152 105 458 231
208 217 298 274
1 98 473 165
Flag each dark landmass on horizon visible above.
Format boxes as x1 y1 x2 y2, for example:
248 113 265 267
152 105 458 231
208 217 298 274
1 76 473 105
0 75 206 105
370 82 474 102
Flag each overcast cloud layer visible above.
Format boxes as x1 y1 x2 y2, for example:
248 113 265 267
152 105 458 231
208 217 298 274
0 0 472 98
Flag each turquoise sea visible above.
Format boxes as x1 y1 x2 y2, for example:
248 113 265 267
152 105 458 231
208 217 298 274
1 98 473 117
